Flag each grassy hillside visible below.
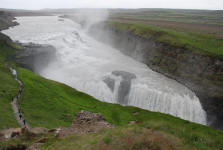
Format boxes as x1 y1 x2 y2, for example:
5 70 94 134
6 66 220 150
0 34 20 130
0 10 23 130
109 21 223 57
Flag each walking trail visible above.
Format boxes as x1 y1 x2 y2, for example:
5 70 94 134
6 62 31 129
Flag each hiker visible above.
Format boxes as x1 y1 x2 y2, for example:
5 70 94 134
19 114 22 120
23 119 26 125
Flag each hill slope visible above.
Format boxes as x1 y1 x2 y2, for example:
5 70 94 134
0 33 20 130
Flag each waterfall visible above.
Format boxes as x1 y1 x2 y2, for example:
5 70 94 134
2 16 207 125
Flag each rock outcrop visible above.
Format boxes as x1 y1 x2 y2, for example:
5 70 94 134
59 110 113 136
16 43 57 74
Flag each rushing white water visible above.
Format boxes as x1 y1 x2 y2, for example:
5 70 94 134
2 16 207 125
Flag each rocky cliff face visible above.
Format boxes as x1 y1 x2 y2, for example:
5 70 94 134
16 44 57 74
89 23 223 129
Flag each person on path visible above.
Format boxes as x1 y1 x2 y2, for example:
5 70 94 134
23 119 26 125
19 114 22 120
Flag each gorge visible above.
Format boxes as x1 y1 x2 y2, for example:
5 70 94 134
2 16 207 126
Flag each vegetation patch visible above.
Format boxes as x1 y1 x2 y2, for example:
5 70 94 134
40 124 223 150
0 33 20 130
10 67 223 149
109 21 223 57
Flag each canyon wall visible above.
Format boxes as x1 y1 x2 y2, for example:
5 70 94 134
89 23 223 129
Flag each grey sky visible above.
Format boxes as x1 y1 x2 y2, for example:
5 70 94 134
1 0 223 10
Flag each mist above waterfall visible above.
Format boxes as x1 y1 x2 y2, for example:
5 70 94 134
2 15 207 125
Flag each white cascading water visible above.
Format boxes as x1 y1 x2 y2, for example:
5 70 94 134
2 16 207 125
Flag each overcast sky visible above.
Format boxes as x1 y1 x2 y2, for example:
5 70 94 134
1 0 223 10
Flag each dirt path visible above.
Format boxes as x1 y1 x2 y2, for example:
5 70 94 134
6 62 31 129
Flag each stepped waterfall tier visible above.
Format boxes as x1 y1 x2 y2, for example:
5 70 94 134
2 16 207 125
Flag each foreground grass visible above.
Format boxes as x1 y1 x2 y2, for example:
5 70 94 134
41 126 180 150
0 34 20 130
42 122 223 150
1 117 223 150
109 21 223 57
14 67 223 150
40 124 223 150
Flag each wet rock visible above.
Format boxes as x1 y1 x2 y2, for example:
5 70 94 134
112 71 136 105
103 77 115 92
16 43 57 74
112 71 136 80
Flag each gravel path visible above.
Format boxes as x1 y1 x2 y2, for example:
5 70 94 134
6 62 31 129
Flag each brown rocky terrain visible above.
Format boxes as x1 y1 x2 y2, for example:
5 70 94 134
59 110 114 137
0 111 113 150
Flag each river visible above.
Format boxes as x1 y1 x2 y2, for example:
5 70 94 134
2 16 207 125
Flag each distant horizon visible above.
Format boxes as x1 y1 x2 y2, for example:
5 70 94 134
1 0 223 10
1 7 223 11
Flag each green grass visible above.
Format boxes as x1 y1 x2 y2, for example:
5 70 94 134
40 122 223 150
0 12 21 130
40 126 169 150
0 34 20 130
12 66 223 150
110 9 223 26
109 21 223 57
